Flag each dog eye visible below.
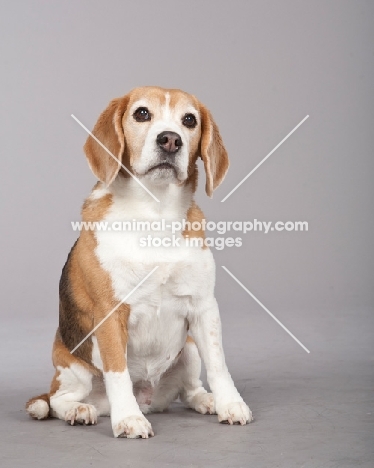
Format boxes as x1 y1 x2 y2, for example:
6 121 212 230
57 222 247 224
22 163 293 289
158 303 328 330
133 107 151 122
182 113 197 129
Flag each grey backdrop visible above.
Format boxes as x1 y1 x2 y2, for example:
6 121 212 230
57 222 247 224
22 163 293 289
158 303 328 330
0 1 373 467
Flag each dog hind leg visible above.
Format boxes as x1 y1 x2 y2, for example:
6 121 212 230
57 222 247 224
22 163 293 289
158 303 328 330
179 337 215 415
49 363 97 425
149 337 215 415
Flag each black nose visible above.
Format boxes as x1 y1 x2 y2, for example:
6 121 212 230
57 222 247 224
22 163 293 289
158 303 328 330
156 131 183 153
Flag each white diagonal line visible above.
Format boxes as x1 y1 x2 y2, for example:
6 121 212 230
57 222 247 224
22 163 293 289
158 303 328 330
70 266 159 354
222 266 310 354
71 114 160 203
221 115 309 202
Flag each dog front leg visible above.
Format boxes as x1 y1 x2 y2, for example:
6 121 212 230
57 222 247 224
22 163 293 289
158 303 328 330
94 311 154 438
189 298 253 425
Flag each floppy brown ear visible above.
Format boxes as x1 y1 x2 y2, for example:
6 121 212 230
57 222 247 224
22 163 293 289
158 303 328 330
83 95 130 186
199 104 229 197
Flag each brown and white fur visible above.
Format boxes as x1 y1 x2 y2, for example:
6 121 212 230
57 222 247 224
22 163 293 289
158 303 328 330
26 86 252 438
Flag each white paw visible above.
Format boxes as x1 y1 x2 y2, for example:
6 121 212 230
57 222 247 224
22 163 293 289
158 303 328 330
27 399 49 420
65 403 97 425
190 392 215 415
113 415 154 439
217 402 253 425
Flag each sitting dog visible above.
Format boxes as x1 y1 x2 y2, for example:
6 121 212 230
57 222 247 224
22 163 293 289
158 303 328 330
26 86 252 438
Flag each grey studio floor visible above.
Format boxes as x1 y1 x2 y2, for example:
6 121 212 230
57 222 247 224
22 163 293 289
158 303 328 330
1 305 373 468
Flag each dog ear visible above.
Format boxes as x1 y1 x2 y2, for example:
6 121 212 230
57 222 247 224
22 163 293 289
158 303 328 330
84 95 130 186
199 104 229 197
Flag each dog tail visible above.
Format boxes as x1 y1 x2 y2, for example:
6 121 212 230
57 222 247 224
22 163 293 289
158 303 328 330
26 393 50 420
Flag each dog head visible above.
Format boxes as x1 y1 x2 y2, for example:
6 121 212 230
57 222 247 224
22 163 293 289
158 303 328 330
84 86 229 196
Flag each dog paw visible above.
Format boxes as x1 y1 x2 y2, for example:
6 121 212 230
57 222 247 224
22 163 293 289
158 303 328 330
217 402 253 425
65 403 97 425
113 415 154 439
190 392 215 415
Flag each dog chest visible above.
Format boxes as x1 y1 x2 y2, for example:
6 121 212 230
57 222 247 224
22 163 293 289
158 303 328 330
126 290 188 384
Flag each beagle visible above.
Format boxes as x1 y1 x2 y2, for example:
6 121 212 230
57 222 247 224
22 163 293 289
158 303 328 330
26 86 252 438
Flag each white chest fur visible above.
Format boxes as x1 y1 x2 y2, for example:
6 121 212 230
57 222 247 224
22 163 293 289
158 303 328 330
92 178 216 384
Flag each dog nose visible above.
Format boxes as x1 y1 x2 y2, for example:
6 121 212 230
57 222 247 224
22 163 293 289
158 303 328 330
156 131 183 153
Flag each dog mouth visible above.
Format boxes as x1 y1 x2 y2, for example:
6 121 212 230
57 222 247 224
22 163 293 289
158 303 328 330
146 162 177 174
